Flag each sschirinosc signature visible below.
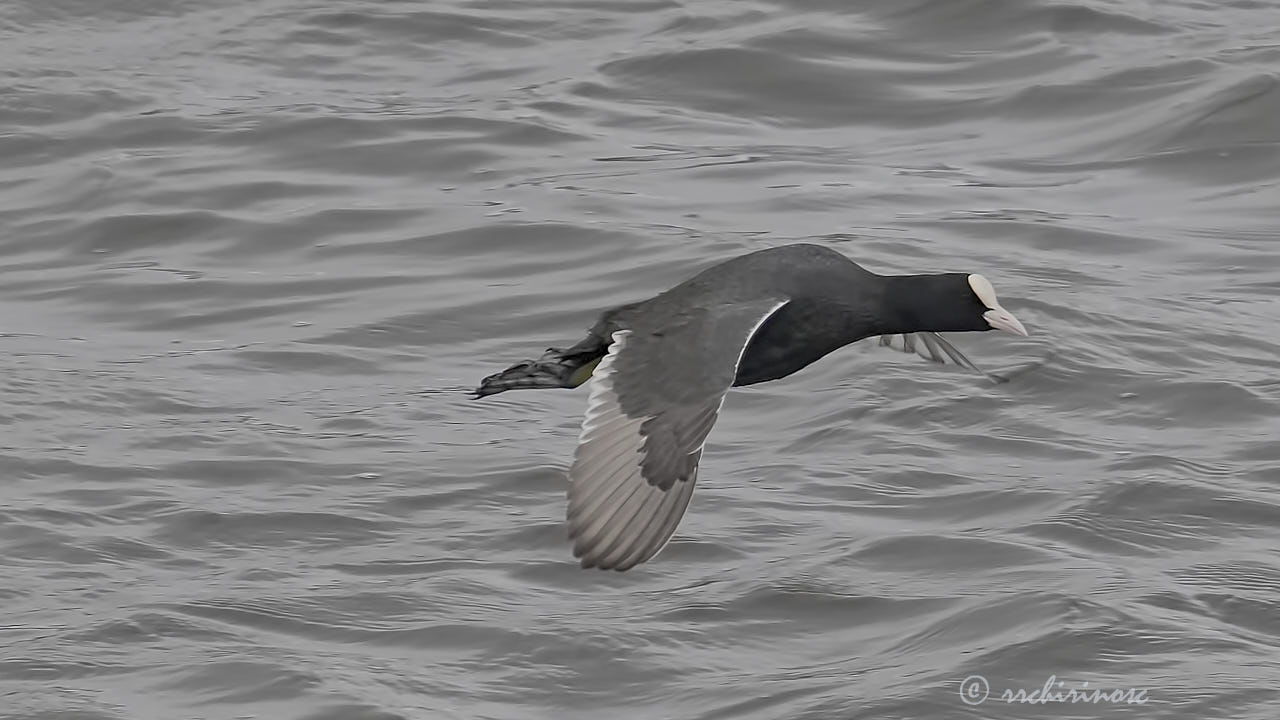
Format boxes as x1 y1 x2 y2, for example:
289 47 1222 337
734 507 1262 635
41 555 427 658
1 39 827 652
959 675 1151 706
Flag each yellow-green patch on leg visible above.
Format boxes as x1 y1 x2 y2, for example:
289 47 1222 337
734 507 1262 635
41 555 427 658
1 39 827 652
568 356 602 387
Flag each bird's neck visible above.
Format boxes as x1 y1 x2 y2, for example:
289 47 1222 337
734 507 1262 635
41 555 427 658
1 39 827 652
873 273 970 336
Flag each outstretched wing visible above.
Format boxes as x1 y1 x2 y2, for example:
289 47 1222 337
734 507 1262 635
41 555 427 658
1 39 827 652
877 332 984 373
566 298 789 571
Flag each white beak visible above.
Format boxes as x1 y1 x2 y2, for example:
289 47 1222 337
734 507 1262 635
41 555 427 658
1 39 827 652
983 307 1028 336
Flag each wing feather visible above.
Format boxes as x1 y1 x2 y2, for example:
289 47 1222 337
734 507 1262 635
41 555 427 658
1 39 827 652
566 299 788 571
878 331 984 373
622 455 700 568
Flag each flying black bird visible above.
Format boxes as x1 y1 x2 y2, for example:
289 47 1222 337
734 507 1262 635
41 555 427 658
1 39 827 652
475 243 1028 571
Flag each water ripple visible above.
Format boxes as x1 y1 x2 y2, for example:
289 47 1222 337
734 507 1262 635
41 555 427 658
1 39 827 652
4 0 1280 718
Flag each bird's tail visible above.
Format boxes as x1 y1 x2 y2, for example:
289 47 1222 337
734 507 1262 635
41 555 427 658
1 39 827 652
473 346 603 398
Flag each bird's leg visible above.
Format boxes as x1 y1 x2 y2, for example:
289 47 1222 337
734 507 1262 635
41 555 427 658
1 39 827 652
473 339 605 398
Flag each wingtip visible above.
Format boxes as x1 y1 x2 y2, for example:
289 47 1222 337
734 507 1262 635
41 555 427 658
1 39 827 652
575 551 625 572
570 527 646 572
576 555 641 572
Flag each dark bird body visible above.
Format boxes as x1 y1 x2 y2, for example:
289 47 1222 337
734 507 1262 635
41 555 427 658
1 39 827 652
476 243 1028 571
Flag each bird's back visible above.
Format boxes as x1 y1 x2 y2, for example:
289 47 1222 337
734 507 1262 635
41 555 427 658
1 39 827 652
600 244 887 386
667 243 871 303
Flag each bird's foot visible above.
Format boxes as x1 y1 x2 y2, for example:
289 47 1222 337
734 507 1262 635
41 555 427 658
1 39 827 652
473 348 594 398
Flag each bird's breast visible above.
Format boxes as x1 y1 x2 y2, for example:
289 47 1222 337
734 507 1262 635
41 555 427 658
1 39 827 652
732 300 856 386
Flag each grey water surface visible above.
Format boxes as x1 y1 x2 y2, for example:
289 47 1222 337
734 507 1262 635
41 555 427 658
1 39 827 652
3 1 1280 718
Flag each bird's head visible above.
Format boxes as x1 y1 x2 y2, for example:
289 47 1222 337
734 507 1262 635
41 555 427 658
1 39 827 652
966 273 1028 336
